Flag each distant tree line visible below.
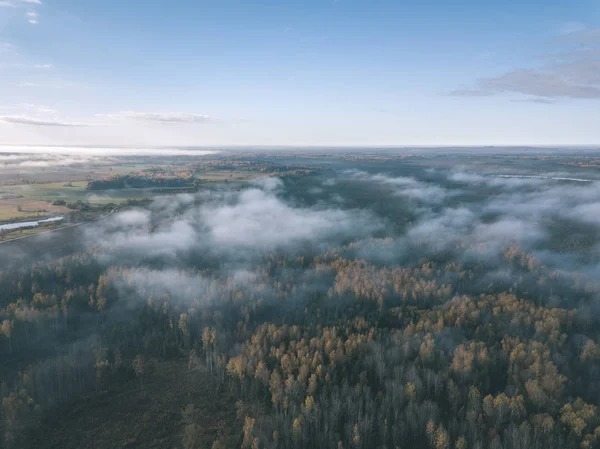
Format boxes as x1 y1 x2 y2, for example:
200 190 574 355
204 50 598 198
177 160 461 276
87 174 194 190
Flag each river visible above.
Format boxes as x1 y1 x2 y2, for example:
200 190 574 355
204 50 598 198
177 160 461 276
0 216 64 231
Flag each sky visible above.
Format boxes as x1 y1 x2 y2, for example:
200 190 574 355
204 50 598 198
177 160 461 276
0 0 599 147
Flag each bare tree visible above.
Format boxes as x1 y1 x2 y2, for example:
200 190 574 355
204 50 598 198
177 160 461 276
133 355 145 390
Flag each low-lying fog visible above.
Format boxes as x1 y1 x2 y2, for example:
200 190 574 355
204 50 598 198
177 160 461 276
70 163 600 307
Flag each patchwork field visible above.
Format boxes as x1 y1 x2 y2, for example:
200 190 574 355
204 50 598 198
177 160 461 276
0 170 267 223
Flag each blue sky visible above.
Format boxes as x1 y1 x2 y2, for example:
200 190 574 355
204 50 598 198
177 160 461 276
0 0 598 146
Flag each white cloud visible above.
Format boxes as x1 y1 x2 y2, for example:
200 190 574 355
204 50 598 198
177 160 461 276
0 145 219 156
1 0 40 7
17 82 39 87
0 43 16 52
0 103 58 115
251 176 284 192
0 0 41 14
200 189 359 249
345 169 449 203
111 210 152 228
21 104 57 114
558 22 586 35
26 9 37 24
98 111 212 124
447 88 493 97
511 97 555 104
0 152 109 168
480 69 600 99
0 115 85 127
450 28 600 100
408 207 476 247
33 63 52 69
571 203 600 225
85 183 381 262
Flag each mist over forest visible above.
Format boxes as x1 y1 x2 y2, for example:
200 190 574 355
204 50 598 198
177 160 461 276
3 149 600 449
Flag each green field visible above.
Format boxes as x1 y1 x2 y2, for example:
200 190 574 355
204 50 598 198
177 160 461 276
0 182 152 223
1 181 158 203
0 167 266 227
197 170 263 182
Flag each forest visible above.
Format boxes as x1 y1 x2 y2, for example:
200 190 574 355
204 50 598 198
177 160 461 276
86 174 195 190
2 149 600 449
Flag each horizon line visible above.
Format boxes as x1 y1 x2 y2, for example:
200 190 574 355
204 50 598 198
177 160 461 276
1 144 599 150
